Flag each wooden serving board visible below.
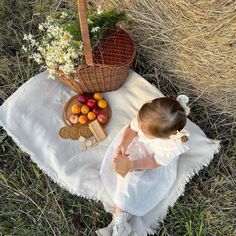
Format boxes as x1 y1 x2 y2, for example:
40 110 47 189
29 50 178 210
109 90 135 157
63 95 112 137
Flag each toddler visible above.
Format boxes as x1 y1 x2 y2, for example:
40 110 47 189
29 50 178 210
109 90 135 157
96 95 190 236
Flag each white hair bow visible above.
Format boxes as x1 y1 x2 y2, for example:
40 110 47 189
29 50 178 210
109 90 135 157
177 95 190 116
169 130 190 140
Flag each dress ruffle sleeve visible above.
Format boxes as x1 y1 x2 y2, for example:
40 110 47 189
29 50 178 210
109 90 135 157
130 117 139 132
154 142 189 166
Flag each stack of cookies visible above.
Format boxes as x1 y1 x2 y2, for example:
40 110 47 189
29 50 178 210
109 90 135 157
59 120 107 152
59 125 93 140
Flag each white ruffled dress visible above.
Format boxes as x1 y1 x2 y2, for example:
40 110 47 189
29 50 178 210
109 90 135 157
100 117 189 216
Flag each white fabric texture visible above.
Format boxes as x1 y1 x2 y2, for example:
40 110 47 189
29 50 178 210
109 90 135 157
0 70 220 235
100 118 190 216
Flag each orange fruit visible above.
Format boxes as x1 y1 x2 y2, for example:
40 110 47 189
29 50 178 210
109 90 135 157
94 92 103 100
98 99 107 109
71 104 81 114
87 111 96 121
81 105 90 114
78 115 88 124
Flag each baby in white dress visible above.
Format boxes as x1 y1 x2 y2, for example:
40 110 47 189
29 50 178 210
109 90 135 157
96 95 190 236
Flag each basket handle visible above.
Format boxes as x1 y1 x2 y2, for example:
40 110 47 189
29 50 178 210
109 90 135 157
77 0 94 65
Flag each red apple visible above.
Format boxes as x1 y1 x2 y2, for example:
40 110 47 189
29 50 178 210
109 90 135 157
97 114 108 124
86 98 97 108
68 114 79 124
93 107 103 116
77 94 88 104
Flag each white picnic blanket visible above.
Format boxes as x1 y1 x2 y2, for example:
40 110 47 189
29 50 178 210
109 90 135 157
0 70 220 235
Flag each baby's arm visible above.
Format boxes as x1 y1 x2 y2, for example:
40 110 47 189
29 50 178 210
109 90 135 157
129 155 160 171
121 125 137 147
117 125 137 155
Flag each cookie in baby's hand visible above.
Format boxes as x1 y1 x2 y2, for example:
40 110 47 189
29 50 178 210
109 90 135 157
115 155 130 177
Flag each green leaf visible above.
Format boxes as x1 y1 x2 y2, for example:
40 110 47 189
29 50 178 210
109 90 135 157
61 20 81 41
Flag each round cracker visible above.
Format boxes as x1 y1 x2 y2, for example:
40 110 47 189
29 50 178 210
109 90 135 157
68 127 81 140
59 127 70 139
79 125 93 138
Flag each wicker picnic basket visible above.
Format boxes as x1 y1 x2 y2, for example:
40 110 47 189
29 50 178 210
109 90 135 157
56 0 135 93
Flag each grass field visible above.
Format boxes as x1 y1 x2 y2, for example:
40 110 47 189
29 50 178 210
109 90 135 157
0 1 235 235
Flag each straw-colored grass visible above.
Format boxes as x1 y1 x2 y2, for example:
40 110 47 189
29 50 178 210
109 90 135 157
100 0 236 119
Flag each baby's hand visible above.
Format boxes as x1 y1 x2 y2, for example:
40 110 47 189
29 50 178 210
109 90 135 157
115 143 128 156
113 154 129 163
113 156 118 163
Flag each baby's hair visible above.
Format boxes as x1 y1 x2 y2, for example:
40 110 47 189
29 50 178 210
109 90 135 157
138 97 188 142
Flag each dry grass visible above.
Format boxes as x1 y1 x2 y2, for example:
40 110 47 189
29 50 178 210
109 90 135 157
0 0 235 235
100 0 236 119
133 55 236 236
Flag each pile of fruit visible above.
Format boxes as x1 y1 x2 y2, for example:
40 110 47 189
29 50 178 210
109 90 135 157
68 93 108 125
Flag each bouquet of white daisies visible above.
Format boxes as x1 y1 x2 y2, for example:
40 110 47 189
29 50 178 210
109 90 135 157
22 6 125 79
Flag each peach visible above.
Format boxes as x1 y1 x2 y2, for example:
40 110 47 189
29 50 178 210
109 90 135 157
93 92 103 100
98 99 107 109
97 114 108 124
68 114 79 124
87 112 96 121
77 94 88 104
93 107 103 116
71 104 81 114
81 105 90 114
78 115 88 124
87 98 97 108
